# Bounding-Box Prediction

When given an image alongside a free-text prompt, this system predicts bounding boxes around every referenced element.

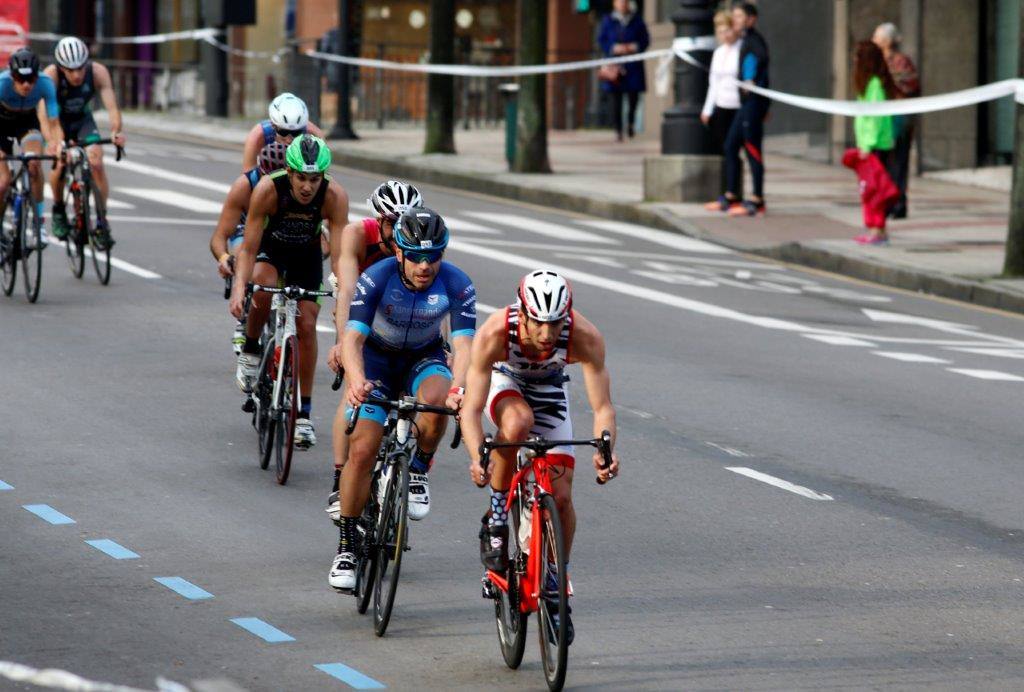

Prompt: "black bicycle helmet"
[8,49,39,80]
[394,207,449,252]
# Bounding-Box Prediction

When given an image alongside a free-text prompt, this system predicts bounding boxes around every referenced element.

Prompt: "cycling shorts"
[347,341,451,426]
[0,112,41,155]
[60,113,99,145]
[228,223,244,253]
[255,237,324,300]
[486,369,574,464]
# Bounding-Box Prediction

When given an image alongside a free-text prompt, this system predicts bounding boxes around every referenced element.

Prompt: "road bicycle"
[478,432,613,692]
[344,394,461,636]
[244,283,331,485]
[60,137,123,285]
[0,146,57,303]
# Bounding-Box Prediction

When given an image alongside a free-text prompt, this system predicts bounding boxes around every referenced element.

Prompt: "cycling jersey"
[347,257,476,352]
[57,63,99,142]
[359,217,391,271]
[495,303,573,384]
[259,119,306,147]
[255,169,328,298]
[0,70,57,154]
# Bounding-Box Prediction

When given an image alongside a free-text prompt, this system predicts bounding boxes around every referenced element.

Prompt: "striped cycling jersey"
[495,303,573,384]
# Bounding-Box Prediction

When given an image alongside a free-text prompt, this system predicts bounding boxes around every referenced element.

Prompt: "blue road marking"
[85,539,140,560]
[230,617,295,643]
[0,480,13,490]
[153,577,214,600]
[23,504,75,525]
[315,663,386,689]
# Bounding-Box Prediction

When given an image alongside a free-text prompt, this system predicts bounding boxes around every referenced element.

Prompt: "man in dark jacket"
[598,0,650,141]
[721,2,769,216]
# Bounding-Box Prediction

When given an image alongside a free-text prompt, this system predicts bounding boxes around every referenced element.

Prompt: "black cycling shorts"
[255,238,324,300]
[60,113,100,144]
[0,111,41,155]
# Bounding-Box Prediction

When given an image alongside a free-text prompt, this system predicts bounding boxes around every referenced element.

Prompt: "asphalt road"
[4,133,1024,691]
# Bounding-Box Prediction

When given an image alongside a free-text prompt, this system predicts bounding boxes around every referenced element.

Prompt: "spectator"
[852,40,898,245]
[873,22,919,219]
[723,1,770,217]
[702,9,743,212]
[598,0,650,142]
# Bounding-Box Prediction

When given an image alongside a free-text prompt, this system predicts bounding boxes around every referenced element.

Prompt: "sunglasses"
[403,249,443,264]
[12,73,36,84]
[274,127,303,138]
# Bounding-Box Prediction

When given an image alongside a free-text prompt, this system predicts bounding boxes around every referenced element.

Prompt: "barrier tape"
[20,27,219,45]
[200,35,288,62]
[0,661,188,692]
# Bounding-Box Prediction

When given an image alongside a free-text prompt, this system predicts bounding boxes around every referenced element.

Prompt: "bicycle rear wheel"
[494,489,528,669]
[20,197,41,303]
[0,194,16,296]
[274,335,298,485]
[373,457,409,637]
[64,187,84,278]
[86,181,110,285]
[536,493,569,692]
[254,337,276,470]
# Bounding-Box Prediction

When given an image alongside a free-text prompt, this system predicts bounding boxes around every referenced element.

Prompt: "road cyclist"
[240,92,324,172]
[228,134,349,450]
[330,206,476,591]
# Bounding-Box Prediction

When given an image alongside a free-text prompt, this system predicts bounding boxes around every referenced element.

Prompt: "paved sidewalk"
[111,110,1024,313]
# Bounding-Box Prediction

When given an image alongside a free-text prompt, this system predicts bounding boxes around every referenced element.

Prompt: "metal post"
[202,23,229,117]
[376,42,385,129]
[660,0,715,155]
[329,0,358,139]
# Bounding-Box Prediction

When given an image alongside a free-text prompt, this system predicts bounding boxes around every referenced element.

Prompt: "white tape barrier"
[0,660,188,692]
[200,35,288,62]
[21,27,218,45]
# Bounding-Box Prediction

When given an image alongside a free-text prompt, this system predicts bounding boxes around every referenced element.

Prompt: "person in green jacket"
[852,40,898,244]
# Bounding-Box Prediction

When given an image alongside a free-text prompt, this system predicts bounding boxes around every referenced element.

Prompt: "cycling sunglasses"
[11,72,36,84]
[274,127,303,138]
[403,248,444,264]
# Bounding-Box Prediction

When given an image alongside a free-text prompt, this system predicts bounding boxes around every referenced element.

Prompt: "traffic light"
[575,0,612,13]
[575,0,590,11]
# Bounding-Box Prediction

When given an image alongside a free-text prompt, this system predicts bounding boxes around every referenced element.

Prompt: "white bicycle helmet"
[267,92,309,131]
[518,270,572,322]
[368,180,423,221]
[54,36,89,70]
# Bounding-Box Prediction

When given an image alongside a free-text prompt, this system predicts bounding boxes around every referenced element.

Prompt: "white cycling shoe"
[294,418,316,449]
[235,352,260,393]
[329,551,356,590]
[408,473,431,521]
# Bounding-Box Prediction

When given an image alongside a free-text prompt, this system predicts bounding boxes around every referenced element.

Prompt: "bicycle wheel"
[254,337,276,470]
[355,494,379,615]
[536,493,569,692]
[373,456,409,637]
[85,181,110,285]
[274,335,298,485]
[20,196,41,303]
[0,194,16,296]
[494,488,528,669]
[64,187,84,278]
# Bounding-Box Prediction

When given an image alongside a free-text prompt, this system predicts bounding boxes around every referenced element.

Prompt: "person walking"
[873,22,919,219]
[852,40,898,245]
[702,9,743,212]
[598,0,650,142]
[722,1,769,217]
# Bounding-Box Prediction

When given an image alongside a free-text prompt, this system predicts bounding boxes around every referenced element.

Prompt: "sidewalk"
[114,110,1024,314]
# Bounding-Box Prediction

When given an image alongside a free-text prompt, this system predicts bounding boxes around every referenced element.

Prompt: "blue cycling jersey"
[260,119,306,147]
[0,71,58,120]
[347,258,476,351]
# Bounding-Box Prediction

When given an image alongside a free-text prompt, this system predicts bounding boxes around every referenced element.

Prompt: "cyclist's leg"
[485,372,534,490]
[86,141,108,212]
[20,132,43,207]
[407,352,453,468]
[245,261,277,341]
[523,379,576,557]
[295,298,320,402]
[0,146,11,206]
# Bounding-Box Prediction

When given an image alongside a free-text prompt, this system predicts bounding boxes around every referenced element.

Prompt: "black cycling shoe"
[544,599,574,646]
[479,515,509,572]
[92,220,115,251]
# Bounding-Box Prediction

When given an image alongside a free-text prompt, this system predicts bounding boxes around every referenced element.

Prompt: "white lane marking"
[569,254,626,268]
[346,202,499,234]
[726,467,834,501]
[863,308,977,332]
[118,188,223,214]
[946,368,1024,382]
[43,185,134,209]
[80,246,161,279]
[447,238,767,266]
[802,334,876,347]
[107,215,215,226]
[466,212,619,245]
[705,442,750,458]
[872,351,951,364]
[111,159,230,194]
[477,302,499,314]
[0,659,179,692]
[947,347,1024,359]
[316,324,333,334]
[579,218,732,254]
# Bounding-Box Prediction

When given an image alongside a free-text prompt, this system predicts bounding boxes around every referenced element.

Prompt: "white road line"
[947,347,1024,359]
[872,351,951,364]
[316,324,333,334]
[802,334,877,347]
[107,215,216,226]
[946,368,1024,382]
[111,159,230,194]
[42,185,134,209]
[567,254,626,268]
[118,188,223,214]
[467,212,619,245]
[578,218,732,254]
[80,247,162,279]
[726,467,834,501]
[346,202,499,234]
[705,442,750,458]
[477,302,498,314]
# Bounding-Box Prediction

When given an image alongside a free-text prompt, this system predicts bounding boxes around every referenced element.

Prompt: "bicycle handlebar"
[479,430,614,485]
[247,283,334,300]
[345,394,462,449]
[223,256,235,299]
[63,138,125,162]
[331,369,345,391]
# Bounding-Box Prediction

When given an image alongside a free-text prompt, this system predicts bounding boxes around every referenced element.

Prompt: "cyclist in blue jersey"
[240,93,324,172]
[0,49,62,249]
[329,207,476,590]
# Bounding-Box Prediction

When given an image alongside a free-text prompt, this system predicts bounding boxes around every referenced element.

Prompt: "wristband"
[218,252,231,264]
[448,386,464,397]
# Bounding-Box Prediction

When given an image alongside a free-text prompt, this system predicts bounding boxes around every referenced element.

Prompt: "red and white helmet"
[518,270,572,322]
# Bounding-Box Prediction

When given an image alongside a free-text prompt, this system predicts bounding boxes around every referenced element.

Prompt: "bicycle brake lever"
[450,421,462,450]
[331,369,344,391]
[596,430,614,485]
[345,403,362,435]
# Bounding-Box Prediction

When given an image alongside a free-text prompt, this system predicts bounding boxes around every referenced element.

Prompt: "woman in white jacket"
[702,10,743,212]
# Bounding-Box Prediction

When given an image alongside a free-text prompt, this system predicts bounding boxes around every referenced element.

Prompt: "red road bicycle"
[478,432,612,692]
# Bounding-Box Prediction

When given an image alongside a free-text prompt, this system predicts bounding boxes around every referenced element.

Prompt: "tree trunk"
[424,0,456,154]
[1003,5,1024,275]
[513,0,551,173]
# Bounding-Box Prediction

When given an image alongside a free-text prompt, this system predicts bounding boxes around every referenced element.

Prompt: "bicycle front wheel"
[494,489,528,669]
[373,458,409,637]
[274,335,298,485]
[355,498,379,615]
[536,493,569,692]
[20,198,41,303]
[86,181,110,285]
[0,194,16,296]
[64,187,84,278]
[254,337,276,470]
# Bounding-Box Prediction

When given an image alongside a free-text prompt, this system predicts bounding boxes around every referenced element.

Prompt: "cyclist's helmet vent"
[8,49,39,79]
[394,207,449,252]
[55,37,89,69]
[285,134,331,174]
[257,141,287,174]
[268,92,309,130]
[369,180,423,221]
[518,270,572,322]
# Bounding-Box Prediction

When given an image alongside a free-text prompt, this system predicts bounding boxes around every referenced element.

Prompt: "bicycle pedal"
[481,580,498,599]
[241,398,255,413]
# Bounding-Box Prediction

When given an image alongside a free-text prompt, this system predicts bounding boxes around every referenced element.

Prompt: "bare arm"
[307,121,325,138]
[571,312,619,482]
[331,222,363,337]
[461,312,507,472]
[210,175,250,270]
[93,63,122,140]
[241,124,263,171]
[340,327,370,408]
[228,177,273,316]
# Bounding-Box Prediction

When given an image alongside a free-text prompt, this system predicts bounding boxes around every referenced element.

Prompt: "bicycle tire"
[536,493,569,692]
[0,195,16,296]
[64,187,84,278]
[494,488,528,669]
[274,335,298,485]
[21,196,41,303]
[355,495,379,615]
[373,455,409,637]
[255,337,276,471]
[85,180,110,285]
